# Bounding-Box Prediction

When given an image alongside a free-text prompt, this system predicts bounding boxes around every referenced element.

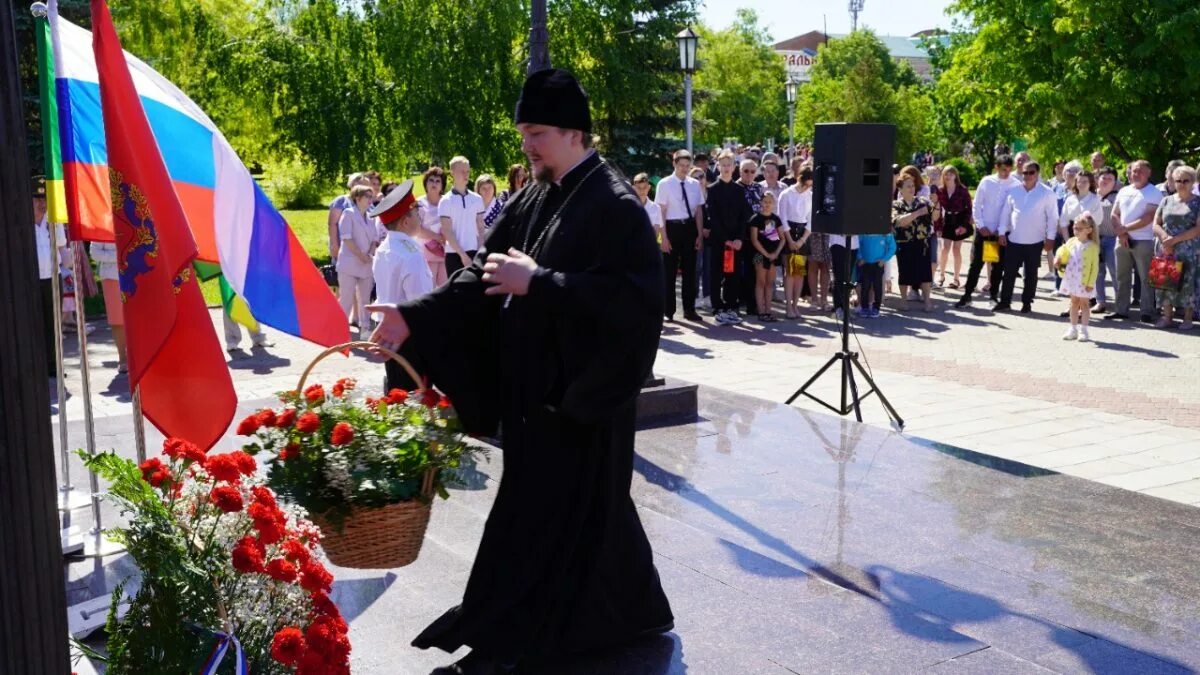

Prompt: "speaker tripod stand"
[785,251,904,429]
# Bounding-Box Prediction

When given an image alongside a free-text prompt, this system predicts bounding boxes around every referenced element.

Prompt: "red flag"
[91,0,235,450]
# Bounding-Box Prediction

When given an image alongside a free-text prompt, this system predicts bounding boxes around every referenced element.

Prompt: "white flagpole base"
[77,528,125,558]
[60,526,84,556]
[57,486,90,512]
[67,592,130,639]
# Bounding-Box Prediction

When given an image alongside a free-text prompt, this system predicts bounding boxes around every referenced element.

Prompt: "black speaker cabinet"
[812,123,896,236]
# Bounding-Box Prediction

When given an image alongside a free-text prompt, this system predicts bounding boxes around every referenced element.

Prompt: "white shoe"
[727,311,743,325]
[1061,327,1078,341]
[715,311,733,325]
[1077,330,1090,343]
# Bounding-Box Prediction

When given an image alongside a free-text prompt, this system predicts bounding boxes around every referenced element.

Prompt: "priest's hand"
[483,248,537,296]
[365,304,410,353]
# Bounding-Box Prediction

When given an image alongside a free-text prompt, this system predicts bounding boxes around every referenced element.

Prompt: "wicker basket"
[297,341,436,569]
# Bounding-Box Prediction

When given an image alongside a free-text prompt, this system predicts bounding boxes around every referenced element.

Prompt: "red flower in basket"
[139,458,172,488]
[296,412,321,434]
[270,626,306,667]
[332,378,357,398]
[330,422,354,446]
[299,559,334,593]
[237,414,261,436]
[304,384,326,405]
[205,454,243,483]
[279,442,301,461]
[421,388,440,409]
[386,388,408,404]
[277,408,297,428]
[256,409,278,428]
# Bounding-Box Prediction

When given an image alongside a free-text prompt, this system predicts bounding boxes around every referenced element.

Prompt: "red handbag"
[723,246,736,274]
[1148,253,1184,290]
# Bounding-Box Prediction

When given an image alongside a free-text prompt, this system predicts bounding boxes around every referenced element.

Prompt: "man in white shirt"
[956,155,1018,307]
[369,179,433,390]
[439,155,485,276]
[654,149,705,321]
[995,161,1057,313]
[32,177,67,377]
[1107,160,1162,322]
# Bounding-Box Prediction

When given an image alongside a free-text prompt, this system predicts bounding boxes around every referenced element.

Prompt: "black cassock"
[394,151,673,666]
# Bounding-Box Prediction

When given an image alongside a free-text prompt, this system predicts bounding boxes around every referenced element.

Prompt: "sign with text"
[778,48,817,82]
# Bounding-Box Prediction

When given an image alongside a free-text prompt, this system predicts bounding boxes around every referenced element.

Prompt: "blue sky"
[698,0,959,41]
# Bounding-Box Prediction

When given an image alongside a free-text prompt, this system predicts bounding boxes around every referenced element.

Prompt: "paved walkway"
[654,271,1200,507]
[53,270,1200,508]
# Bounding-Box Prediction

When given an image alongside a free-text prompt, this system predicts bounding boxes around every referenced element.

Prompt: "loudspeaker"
[812,123,896,236]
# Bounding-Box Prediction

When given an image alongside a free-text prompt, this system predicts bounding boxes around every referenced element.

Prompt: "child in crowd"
[749,191,786,322]
[1055,212,1100,342]
[857,229,897,318]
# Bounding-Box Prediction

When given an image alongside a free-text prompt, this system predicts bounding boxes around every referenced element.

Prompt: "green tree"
[548,0,699,174]
[944,0,1200,174]
[922,27,1014,171]
[691,9,787,147]
[793,31,935,161]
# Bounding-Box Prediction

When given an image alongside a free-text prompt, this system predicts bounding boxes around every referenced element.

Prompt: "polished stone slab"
[67,387,1200,674]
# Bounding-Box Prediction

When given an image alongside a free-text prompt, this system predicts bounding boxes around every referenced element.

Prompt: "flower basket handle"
[296,341,424,393]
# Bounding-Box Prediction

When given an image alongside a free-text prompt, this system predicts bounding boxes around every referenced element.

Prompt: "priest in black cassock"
[366,68,674,675]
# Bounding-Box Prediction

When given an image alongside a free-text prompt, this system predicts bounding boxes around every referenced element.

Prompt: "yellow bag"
[787,253,807,277]
[982,240,1000,263]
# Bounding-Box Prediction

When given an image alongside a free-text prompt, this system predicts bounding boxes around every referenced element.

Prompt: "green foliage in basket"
[239,379,484,531]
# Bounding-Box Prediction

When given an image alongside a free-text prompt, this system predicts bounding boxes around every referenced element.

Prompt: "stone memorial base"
[64,385,1200,674]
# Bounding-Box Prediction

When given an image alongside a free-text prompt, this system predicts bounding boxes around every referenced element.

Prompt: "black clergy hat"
[514,68,591,133]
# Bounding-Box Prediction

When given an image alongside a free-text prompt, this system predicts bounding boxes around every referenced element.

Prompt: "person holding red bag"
[704,151,752,325]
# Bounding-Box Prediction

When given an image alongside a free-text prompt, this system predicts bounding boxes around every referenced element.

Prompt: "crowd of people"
[325,161,529,334]
[642,144,1200,341]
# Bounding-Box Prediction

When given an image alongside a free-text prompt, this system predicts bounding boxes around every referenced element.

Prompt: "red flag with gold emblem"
[91,0,234,449]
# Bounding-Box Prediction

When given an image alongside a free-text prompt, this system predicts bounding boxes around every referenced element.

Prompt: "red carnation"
[278,442,301,461]
[421,388,439,408]
[305,615,350,661]
[365,397,380,412]
[162,438,206,463]
[249,501,287,544]
[257,409,278,428]
[330,422,354,446]
[236,414,261,436]
[232,451,257,475]
[251,486,279,509]
[266,557,298,583]
[386,388,408,404]
[304,384,325,404]
[139,457,165,483]
[282,539,312,565]
[231,536,266,574]
[296,412,321,434]
[210,485,244,513]
[437,395,451,409]
[310,591,340,618]
[299,559,333,593]
[270,626,306,667]
[204,454,242,483]
[277,409,297,428]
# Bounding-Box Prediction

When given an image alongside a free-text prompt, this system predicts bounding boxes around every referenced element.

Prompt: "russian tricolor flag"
[49,2,347,349]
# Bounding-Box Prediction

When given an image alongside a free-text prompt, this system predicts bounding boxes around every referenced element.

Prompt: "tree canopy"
[691,9,787,148]
[793,31,936,161]
[942,0,1200,174]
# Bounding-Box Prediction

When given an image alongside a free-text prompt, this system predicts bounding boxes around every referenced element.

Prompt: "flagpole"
[69,242,123,558]
[132,386,147,463]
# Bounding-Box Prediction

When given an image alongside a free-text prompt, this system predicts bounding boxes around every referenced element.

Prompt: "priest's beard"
[535,165,556,183]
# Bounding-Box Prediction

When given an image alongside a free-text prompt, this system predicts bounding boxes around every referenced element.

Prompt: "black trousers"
[706,243,739,312]
[1000,241,1044,307]
[738,248,757,315]
[445,250,478,277]
[41,279,55,374]
[662,219,698,317]
[961,235,1004,301]
[830,244,856,311]
[859,261,884,310]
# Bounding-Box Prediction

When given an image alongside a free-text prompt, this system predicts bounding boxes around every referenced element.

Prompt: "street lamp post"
[676,27,698,155]
[785,78,798,164]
